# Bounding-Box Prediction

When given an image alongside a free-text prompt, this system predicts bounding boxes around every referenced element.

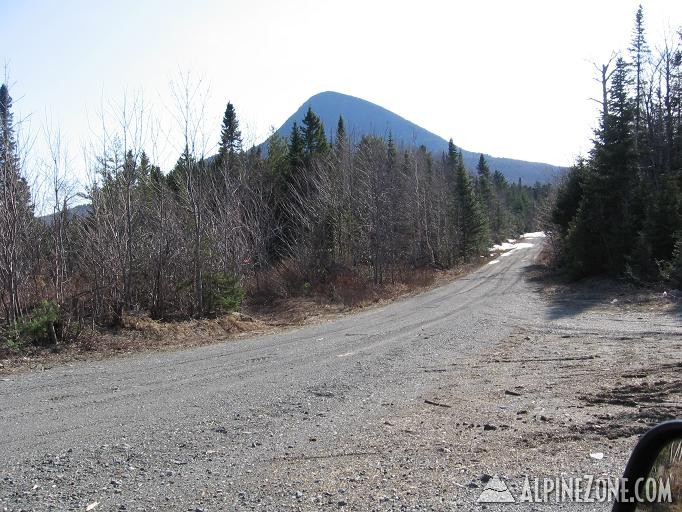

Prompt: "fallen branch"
[424,399,452,408]
[490,355,597,363]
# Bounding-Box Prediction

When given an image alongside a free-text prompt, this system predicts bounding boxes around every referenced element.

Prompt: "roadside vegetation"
[0,80,548,354]
[551,6,682,288]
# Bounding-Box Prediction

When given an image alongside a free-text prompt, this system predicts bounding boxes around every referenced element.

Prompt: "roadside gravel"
[1,240,680,511]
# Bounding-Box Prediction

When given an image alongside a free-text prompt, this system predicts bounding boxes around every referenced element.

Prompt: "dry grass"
[0,312,274,375]
[0,260,492,376]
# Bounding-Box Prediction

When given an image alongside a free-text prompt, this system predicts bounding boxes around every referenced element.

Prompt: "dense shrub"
[14,300,60,345]
[204,273,245,313]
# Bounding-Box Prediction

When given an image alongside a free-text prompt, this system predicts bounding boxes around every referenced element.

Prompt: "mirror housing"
[613,420,682,512]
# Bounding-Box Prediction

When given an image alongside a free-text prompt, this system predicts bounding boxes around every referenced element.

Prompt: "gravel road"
[1,238,680,511]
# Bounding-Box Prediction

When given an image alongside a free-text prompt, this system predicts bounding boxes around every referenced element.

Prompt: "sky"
[2,0,682,191]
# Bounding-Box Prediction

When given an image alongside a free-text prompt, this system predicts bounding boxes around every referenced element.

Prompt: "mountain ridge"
[272,91,563,184]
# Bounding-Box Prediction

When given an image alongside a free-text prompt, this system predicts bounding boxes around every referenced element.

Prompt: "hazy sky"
[2,0,682,182]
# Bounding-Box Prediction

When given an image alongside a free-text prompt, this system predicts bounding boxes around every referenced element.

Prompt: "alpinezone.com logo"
[477,475,673,504]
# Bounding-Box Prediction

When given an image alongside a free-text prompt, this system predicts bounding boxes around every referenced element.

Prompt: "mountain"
[272,91,563,184]
[39,203,90,225]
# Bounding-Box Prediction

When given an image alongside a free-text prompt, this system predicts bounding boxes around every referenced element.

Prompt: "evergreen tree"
[0,84,34,324]
[0,85,20,180]
[455,151,489,257]
[288,122,305,171]
[552,159,587,236]
[476,154,492,196]
[387,133,397,171]
[335,116,346,146]
[446,138,459,172]
[629,5,648,151]
[564,57,638,276]
[301,107,328,159]
[334,115,348,158]
[551,6,682,282]
[476,154,493,222]
[138,150,151,180]
[217,102,242,175]
[490,169,511,239]
[266,131,288,177]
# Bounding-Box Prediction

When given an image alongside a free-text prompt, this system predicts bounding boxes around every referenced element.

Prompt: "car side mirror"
[613,420,682,511]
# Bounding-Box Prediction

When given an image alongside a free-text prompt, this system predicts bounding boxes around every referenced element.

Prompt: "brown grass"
[0,259,492,376]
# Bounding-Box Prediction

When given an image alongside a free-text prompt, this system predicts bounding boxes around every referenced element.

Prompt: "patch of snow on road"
[490,242,516,252]
[488,232,543,261]
[499,241,535,257]
[513,242,535,250]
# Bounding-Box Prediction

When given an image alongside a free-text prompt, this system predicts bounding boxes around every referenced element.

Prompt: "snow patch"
[488,232,542,262]
[500,242,535,257]
[490,242,516,252]
[490,240,536,258]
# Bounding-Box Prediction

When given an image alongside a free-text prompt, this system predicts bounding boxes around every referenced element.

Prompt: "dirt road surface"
[1,238,680,511]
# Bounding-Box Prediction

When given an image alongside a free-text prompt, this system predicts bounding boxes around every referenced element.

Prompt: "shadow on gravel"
[522,264,682,320]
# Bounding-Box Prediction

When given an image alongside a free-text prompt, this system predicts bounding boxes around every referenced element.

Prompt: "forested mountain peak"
[273,91,563,184]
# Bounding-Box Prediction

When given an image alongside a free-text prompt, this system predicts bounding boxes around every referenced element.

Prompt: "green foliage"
[287,122,305,171]
[267,130,288,176]
[204,273,245,313]
[335,115,347,151]
[552,160,587,235]
[554,8,682,282]
[218,102,242,172]
[14,301,60,345]
[301,107,328,159]
[0,84,20,172]
[560,57,639,276]
[670,237,682,287]
[455,149,489,257]
[1,80,557,340]
[476,154,492,212]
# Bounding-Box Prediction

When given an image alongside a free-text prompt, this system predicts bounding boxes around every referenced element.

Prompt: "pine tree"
[288,122,305,171]
[0,84,34,325]
[266,131,288,177]
[490,169,510,239]
[564,57,638,276]
[335,116,346,147]
[629,5,648,152]
[334,115,348,157]
[272,121,310,259]
[552,159,587,236]
[301,107,328,159]
[217,102,242,175]
[0,85,20,180]
[138,150,151,180]
[446,138,458,172]
[455,151,489,257]
[476,154,493,214]
[385,133,408,269]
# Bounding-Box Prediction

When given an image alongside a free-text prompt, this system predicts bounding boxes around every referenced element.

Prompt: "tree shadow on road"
[522,264,682,321]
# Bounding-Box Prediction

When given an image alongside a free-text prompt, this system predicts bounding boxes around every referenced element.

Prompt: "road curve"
[0,240,547,510]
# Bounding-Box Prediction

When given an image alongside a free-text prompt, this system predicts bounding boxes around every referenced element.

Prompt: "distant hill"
[272,91,563,184]
[39,203,90,225]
